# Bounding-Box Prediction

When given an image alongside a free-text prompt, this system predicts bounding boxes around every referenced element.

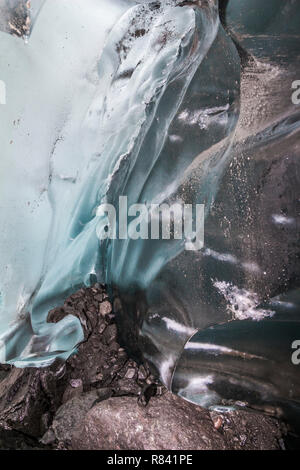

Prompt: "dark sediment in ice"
[0,0,31,37]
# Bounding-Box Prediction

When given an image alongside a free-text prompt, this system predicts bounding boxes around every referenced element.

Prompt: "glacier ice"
[0,0,46,38]
[0,0,299,420]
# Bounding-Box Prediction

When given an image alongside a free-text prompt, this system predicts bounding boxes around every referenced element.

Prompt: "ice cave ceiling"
[0,0,299,421]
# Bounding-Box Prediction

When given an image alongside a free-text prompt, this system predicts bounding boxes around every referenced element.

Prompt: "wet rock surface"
[0,285,291,450]
[71,392,282,451]
[41,391,99,449]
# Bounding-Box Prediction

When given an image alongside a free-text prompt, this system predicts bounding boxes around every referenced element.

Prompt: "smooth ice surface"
[0,0,131,364]
[0,0,299,420]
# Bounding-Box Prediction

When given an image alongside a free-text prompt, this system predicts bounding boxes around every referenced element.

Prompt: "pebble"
[137,365,148,381]
[70,379,83,389]
[125,368,136,379]
[99,300,112,316]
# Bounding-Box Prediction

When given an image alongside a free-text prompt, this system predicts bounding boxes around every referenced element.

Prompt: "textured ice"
[0,0,45,38]
[0,0,299,418]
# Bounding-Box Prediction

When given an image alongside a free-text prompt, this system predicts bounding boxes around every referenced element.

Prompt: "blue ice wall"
[0,0,299,419]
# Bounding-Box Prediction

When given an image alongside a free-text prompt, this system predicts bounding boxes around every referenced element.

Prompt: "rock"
[96,388,113,401]
[103,324,117,345]
[98,321,107,334]
[94,294,103,302]
[41,391,98,449]
[209,409,283,450]
[70,378,83,389]
[0,363,67,437]
[71,392,224,450]
[0,429,46,450]
[0,364,11,382]
[99,300,112,316]
[71,392,282,450]
[137,365,148,381]
[113,378,141,396]
[124,368,136,379]
[62,380,84,404]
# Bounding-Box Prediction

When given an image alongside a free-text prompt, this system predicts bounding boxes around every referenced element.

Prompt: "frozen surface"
[0,0,299,419]
[0,0,131,363]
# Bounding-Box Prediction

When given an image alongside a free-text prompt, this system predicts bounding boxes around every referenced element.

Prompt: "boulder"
[42,391,99,449]
[71,392,282,450]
